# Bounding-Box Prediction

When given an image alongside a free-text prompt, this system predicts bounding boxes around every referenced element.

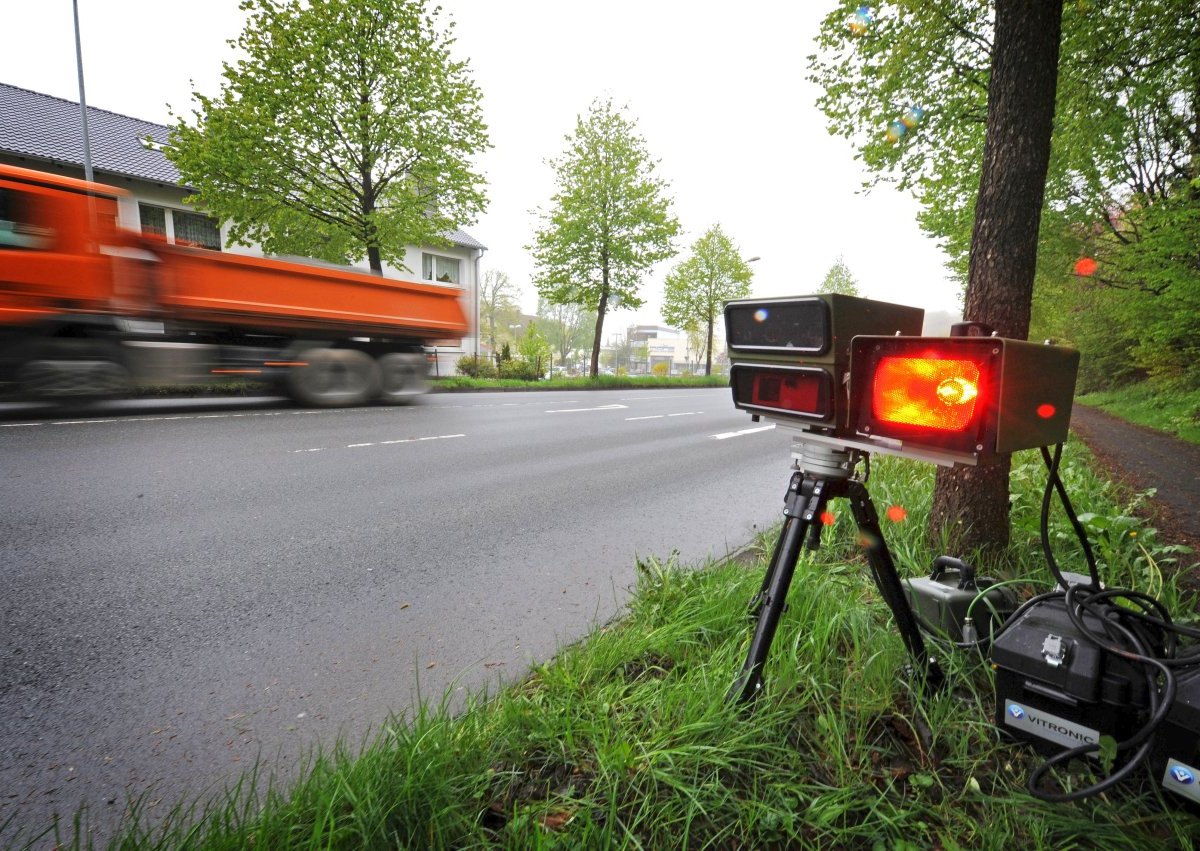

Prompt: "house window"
[139,203,167,237]
[422,253,460,284]
[172,210,221,250]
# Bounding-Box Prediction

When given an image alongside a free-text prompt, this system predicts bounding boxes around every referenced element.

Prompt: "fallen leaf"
[541,809,575,831]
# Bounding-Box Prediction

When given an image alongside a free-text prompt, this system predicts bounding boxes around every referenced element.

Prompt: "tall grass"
[14,442,1199,849]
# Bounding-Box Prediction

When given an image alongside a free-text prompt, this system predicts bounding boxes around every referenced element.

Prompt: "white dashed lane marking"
[294,433,466,453]
[545,404,628,414]
[626,411,704,421]
[711,424,776,440]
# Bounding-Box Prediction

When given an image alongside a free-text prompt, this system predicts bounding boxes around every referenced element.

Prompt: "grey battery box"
[903,556,1018,643]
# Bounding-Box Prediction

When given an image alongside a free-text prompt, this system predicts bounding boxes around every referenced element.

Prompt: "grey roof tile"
[0,81,178,183]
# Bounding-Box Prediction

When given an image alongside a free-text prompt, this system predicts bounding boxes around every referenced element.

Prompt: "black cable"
[1021,443,1195,801]
[1039,444,1102,589]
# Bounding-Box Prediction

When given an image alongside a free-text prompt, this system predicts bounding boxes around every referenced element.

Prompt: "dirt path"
[1070,404,1200,561]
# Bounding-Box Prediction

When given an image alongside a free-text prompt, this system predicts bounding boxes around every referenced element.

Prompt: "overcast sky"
[1,1,964,328]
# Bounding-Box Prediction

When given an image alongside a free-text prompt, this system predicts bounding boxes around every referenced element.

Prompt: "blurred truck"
[0,162,469,406]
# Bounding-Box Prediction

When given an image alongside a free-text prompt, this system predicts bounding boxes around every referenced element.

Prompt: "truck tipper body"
[0,162,469,406]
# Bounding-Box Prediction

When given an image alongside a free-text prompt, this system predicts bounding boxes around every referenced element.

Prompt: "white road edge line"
[712,424,776,440]
[626,415,664,421]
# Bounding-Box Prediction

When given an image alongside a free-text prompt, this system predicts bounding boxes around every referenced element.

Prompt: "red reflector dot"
[820,511,836,527]
[886,505,908,523]
[1037,403,1056,419]
[1074,257,1097,276]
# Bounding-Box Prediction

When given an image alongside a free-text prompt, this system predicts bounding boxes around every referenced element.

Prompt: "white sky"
[1,0,964,327]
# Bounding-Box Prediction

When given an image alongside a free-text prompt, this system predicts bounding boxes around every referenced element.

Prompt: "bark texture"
[929,0,1065,556]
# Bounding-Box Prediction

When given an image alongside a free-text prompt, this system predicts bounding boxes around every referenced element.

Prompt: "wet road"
[0,388,793,841]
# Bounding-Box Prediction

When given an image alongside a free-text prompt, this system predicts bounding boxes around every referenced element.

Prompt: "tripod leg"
[746,472,801,619]
[846,481,945,692]
[728,475,826,704]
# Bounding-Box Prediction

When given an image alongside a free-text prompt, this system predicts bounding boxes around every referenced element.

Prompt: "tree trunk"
[704,315,714,376]
[928,0,1064,557]
[590,290,608,378]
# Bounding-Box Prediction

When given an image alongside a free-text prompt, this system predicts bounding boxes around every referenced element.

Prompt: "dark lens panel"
[725,298,828,354]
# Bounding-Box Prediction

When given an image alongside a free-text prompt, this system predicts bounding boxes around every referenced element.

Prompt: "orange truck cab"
[0,163,469,406]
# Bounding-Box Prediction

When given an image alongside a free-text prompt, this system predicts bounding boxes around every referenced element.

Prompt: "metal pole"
[72,0,94,183]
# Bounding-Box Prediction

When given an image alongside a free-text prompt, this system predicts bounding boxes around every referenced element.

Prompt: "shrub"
[498,359,541,381]
[456,355,498,378]
[651,362,670,377]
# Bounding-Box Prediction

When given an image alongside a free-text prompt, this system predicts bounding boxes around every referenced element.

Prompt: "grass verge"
[15,443,1200,849]
[1076,382,1200,444]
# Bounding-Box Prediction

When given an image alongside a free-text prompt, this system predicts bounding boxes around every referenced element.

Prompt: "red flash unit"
[850,337,1079,460]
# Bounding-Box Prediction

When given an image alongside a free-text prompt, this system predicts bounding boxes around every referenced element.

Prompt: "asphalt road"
[0,388,794,841]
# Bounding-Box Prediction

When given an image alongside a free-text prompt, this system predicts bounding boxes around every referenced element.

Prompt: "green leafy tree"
[819,255,860,296]
[537,299,594,370]
[167,0,489,274]
[661,225,754,375]
[516,320,552,375]
[479,270,523,354]
[529,98,681,376]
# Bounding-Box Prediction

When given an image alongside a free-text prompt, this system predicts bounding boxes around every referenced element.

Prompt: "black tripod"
[729,438,945,704]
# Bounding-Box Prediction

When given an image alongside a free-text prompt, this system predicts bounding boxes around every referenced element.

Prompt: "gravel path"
[1070,404,1200,560]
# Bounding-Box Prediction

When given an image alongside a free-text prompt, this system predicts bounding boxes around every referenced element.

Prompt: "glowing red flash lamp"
[850,336,1079,460]
[872,355,983,433]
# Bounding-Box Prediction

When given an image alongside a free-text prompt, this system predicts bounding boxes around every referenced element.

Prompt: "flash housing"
[849,335,1079,460]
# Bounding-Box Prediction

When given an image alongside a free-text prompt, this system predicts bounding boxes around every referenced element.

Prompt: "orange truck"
[0,162,469,406]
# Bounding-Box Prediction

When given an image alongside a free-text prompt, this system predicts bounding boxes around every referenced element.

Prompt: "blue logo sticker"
[1171,766,1195,785]
[1008,704,1025,720]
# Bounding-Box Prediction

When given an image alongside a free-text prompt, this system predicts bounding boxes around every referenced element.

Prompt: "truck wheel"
[18,359,132,400]
[376,353,429,404]
[287,349,380,407]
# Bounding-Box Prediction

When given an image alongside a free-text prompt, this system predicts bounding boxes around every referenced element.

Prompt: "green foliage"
[454,354,497,379]
[167,0,489,272]
[529,98,681,374]
[662,224,753,376]
[515,320,551,370]
[818,255,860,296]
[497,359,540,381]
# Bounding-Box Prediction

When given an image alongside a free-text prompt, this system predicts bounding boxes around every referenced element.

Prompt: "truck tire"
[287,349,380,407]
[376,353,429,404]
[18,359,132,400]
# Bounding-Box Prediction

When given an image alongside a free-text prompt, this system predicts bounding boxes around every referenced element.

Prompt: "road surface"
[0,388,793,841]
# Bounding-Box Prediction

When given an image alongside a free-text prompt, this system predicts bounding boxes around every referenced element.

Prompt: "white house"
[0,82,485,370]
